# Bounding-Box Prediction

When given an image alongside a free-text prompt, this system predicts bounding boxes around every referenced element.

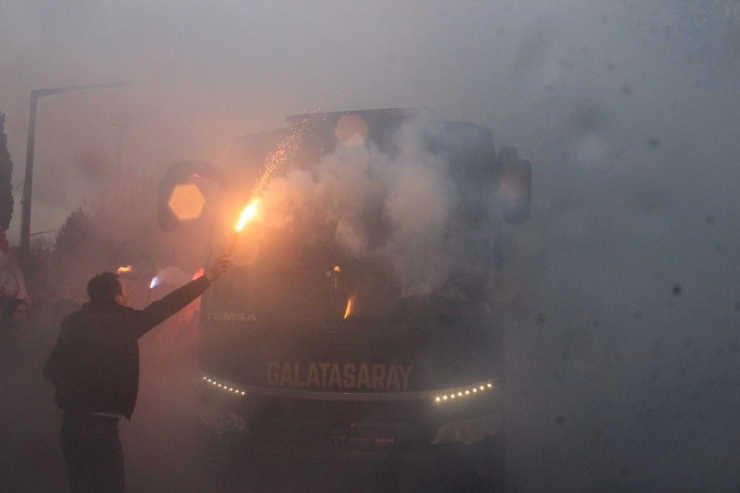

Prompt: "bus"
[157,108,531,491]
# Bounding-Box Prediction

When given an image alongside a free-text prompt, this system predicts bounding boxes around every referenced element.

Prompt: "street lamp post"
[19,80,128,266]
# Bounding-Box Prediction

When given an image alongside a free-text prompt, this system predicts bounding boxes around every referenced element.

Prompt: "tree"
[0,113,20,310]
[54,207,97,256]
[37,161,211,305]
[50,207,104,301]
[0,113,14,234]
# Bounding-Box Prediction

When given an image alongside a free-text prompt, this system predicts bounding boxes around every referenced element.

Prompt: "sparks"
[250,127,302,197]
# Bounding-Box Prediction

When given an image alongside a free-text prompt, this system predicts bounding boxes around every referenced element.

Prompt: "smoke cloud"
[259,116,460,291]
[3,1,740,491]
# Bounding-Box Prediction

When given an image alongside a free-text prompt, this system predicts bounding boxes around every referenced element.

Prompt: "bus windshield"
[214,113,499,328]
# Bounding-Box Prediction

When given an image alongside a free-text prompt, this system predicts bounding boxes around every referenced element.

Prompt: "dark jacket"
[44,276,211,420]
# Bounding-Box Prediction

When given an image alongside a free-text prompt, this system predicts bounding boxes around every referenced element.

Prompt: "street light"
[18,80,128,266]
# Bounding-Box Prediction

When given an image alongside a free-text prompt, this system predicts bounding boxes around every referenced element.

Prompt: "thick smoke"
[259,116,459,291]
[4,1,740,491]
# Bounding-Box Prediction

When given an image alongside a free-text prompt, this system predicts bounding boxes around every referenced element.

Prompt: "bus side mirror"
[156,161,225,232]
[498,146,532,224]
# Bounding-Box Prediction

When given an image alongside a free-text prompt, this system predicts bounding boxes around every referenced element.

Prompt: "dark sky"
[2,1,740,491]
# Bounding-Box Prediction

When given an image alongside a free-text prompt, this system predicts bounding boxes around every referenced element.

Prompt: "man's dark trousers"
[60,413,125,493]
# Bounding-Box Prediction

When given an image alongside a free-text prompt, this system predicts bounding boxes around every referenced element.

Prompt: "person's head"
[13,300,29,323]
[2,298,29,325]
[86,272,129,306]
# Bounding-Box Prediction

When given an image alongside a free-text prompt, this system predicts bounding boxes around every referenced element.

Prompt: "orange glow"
[117,265,132,273]
[343,296,354,319]
[334,265,341,273]
[235,198,260,231]
[169,183,205,220]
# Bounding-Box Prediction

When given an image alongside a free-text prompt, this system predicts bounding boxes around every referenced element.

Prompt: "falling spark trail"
[250,126,303,197]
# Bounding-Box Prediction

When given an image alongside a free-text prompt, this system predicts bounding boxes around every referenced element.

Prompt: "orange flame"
[117,265,132,273]
[343,296,354,319]
[225,198,261,256]
[235,198,260,231]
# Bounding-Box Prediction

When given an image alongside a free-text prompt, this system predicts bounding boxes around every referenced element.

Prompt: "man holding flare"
[44,253,232,493]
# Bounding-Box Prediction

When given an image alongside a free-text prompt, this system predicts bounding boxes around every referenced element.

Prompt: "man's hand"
[206,254,232,283]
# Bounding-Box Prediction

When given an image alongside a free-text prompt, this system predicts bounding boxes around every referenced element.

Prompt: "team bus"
[157,108,531,491]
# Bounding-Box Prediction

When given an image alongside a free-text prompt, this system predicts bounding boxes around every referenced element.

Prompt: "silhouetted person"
[1,297,29,329]
[1,298,29,342]
[44,255,231,493]
[0,298,30,366]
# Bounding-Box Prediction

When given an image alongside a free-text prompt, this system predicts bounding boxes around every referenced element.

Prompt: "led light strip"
[202,374,498,403]
[202,376,246,396]
[434,381,494,404]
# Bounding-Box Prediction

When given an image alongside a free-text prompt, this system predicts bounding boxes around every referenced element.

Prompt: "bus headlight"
[432,413,502,446]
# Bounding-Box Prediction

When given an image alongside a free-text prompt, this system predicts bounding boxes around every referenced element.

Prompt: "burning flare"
[343,296,354,319]
[117,265,132,273]
[235,198,261,232]
[226,198,261,255]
